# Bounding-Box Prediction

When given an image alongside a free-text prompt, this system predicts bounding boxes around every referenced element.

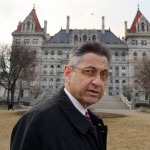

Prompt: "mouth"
[86,89,100,96]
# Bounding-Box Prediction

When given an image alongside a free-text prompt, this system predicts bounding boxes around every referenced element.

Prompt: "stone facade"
[11,6,150,105]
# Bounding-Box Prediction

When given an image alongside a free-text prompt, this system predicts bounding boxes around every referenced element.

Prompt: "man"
[11,42,110,150]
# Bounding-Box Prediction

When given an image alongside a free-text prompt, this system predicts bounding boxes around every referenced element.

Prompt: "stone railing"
[120,93,132,109]
[33,90,46,105]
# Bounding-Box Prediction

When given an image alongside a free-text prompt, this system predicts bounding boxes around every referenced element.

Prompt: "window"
[49,78,54,88]
[115,66,119,76]
[109,66,112,76]
[141,40,147,45]
[44,51,48,59]
[51,51,55,59]
[92,35,96,41]
[56,79,60,88]
[42,78,47,88]
[24,39,27,44]
[121,52,125,60]
[132,40,138,45]
[74,35,78,44]
[133,52,137,60]
[115,52,119,61]
[109,80,113,89]
[83,35,87,41]
[134,80,138,90]
[50,65,54,74]
[135,93,138,100]
[141,22,145,31]
[27,39,29,44]
[122,66,126,76]
[43,65,47,74]
[115,80,119,90]
[57,51,61,59]
[27,21,30,31]
[122,80,126,90]
[143,52,146,60]
[56,65,61,73]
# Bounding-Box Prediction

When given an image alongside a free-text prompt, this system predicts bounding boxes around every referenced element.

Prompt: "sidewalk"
[93,108,150,117]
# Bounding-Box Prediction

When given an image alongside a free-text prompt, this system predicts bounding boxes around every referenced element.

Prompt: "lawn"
[0,109,150,150]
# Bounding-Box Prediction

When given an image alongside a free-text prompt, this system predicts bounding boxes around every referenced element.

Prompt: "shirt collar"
[64,88,87,116]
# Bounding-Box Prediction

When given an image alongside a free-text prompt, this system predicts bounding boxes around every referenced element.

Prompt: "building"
[11,5,150,105]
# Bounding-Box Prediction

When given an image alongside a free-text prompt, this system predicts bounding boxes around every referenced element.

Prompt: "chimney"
[66,16,70,33]
[44,20,47,34]
[124,21,127,36]
[102,16,105,34]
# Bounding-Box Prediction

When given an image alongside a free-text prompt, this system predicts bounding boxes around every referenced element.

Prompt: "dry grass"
[0,109,150,150]
[0,111,20,150]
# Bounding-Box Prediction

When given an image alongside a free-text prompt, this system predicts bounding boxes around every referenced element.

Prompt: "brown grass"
[0,110,150,150]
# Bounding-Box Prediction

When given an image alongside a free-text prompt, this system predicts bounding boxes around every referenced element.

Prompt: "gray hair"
[68,42,111,66]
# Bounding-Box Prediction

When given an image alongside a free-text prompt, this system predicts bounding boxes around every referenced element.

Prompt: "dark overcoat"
[11,88,108,150]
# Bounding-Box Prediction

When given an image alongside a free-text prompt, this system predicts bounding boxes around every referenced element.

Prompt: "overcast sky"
[0,0,150,44]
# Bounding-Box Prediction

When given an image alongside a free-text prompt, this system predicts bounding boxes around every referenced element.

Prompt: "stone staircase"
[33,92,129,110]
[90,95,129,110]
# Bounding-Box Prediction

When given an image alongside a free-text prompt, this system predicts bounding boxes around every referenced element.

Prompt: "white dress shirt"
[64,88,87,116]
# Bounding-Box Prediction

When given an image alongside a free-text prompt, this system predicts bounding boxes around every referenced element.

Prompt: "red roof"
[129,10,142,33]
[16,7,42,32]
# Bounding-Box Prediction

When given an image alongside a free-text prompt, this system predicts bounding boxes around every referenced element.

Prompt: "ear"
[64,65,72,80]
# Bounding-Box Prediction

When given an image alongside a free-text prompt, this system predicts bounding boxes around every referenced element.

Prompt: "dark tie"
[85,111,93,126]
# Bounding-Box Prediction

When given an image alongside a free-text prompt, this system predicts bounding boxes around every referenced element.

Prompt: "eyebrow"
[84,66,108,71]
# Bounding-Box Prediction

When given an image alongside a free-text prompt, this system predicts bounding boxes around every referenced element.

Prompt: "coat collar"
[53,87,104,134]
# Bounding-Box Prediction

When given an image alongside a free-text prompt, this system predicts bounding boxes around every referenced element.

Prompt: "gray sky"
[0,0,150,44]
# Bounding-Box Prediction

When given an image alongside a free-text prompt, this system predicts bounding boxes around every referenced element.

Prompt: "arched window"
[50,65,54,74]
[122,66,126,76]
[57,51,61,59]
[49,78,53,88]
[92,35,96,41]
[83,35,87,41]
[133,52,137,60]
[56,79,60,88]
[115,52,119,60]
[122,52,125,60]
[27,21,30,31]
[51,51,55,59]
[43,65,47,74]
[56,65,61,73]
[44,51,48,59]
[122,80,126,90]
[143,52,146,60]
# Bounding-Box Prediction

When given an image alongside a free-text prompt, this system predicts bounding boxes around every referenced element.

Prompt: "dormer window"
[141,22,145,31]
[27,21,30,31]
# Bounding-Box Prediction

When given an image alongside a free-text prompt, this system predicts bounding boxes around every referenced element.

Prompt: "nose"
[91,76,102,86]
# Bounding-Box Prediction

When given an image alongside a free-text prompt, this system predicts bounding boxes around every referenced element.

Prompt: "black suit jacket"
[11,88,108,150]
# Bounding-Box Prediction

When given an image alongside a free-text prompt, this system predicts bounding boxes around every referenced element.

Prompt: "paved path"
[94,108,150,117]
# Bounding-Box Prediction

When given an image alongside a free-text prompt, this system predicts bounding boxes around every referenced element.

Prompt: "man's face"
[64,53,109,108]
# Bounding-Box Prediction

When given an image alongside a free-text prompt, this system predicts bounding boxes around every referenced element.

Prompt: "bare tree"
[136,59,150,107]
[0,44,36,109]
